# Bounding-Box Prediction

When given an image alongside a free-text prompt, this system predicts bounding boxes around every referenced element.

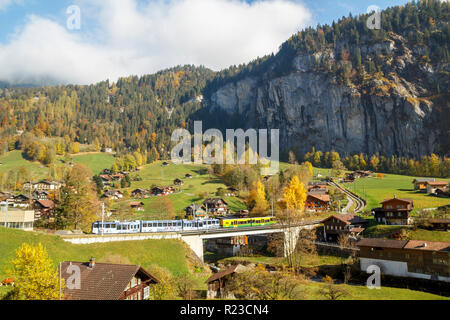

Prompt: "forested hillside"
[0,1,448,171]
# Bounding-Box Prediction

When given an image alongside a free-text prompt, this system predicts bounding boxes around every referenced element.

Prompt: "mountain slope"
[201,0,450,158]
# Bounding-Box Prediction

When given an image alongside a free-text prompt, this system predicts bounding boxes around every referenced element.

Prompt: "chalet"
[184,204,208,219]
[174,179,184,186]
[111,174,125,181]
[321,214,367,242]
[343,173,355,183]
[33,199,55,220]
[428,219,450,231]
[185,174,193,179]
[308,181,328,189]
[305,193,330,212]
[203,198,228,215]
[11,194,31,208]
[226,187,238,197]
[412,178,436,192]
[61,258,159,300]
[33,180,63,191]
[308,185,328,194]
[372,197,413,225]
[32,190,49,200]
[357,239,449,282]
[131,189,150,199]
[353,170,373,178]
[101,190,124,200]
[151,186,176,196]
[129,202,144,212]
[206,265,247,299]
[99,175,113,186]
[425,181,449,195]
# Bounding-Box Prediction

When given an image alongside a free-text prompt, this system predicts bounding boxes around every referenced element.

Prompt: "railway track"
[328,180,366,214]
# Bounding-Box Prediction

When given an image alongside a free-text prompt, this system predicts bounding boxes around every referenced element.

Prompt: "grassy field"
[343,173,450,212]
[0,151,49,179]
[0,227,190,281]
[70,153,116,175]
[212,254,347,267]
[301,281,448,300]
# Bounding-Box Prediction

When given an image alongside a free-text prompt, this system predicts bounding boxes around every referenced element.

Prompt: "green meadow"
[0,227,190,281]
[343,173,450,212]
[70,153,116,175]
[0,151,49,180]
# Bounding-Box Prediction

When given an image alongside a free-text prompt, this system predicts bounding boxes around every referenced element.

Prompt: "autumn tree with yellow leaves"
[281,176,307,212]
[247,180,269,216]
[8,243,63,300]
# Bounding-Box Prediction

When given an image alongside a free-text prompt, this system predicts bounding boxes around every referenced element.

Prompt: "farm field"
[343,173,450,212]
[70,152,116,175]
[0,151,49,180]
[0,227,190,282]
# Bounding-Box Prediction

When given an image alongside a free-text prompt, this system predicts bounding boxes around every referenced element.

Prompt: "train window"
[158,223,162,227]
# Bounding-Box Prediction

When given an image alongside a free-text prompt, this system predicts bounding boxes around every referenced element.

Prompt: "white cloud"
[0,0,312,85]
[0,0,22,11]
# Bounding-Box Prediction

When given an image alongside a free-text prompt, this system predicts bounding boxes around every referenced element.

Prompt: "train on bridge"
[91,216,277,234]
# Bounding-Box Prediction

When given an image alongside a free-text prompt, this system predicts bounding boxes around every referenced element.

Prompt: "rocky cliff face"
[206,33,448,158]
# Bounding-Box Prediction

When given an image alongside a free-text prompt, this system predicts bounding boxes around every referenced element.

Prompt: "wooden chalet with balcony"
[372,197,413,225]
[305,193,330,212]
[321,214,367,242]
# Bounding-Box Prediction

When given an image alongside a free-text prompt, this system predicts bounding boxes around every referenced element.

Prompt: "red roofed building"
[305,193,330,212]
[60,258,159,300]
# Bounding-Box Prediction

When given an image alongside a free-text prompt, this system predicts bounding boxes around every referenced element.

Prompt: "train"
[91,216,277,234]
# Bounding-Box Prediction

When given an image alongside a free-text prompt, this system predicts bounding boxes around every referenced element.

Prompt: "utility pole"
[338,200,341,214]
[101,202,105,236]
[59,262,62,301]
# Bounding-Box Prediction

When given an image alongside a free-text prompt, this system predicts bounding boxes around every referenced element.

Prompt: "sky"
[0,0,411,85]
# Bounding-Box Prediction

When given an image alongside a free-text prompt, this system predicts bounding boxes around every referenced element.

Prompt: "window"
[143,286,150,299]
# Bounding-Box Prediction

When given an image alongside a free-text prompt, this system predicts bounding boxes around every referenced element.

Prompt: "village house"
[305,193,330,212]
[372,197,414,225]
[174,178,184,186]
[343,173,355,183]
[33,199,56,220]
[203,198,228,216]
[129,201,145,212]
[226,187,238,197]
[23,180,63,192]
[32,190,49,200]
[61,258,159,300]
[434,188,450,198]
[353,170,373,178]
[131,189,150,199]
[425,181,449,195]
[357,238,449,282]
[11,194,31,208]
[206,265,247,299]
[321,214,367,242]
[99,175,113,187]
[0,204,34,231]
[184,204,208,219]
[412,178,436,192]
[185,173,193,179]
[101,190,124,200]
[151,186,176,196]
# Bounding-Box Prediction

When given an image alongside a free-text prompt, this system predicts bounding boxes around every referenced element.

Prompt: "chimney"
[393,194,396,199]
[89,257,95,268]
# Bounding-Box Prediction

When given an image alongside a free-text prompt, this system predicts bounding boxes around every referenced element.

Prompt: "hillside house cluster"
[358,239,449,283]
[23,180,64,192]
[412,178,449,196]
[344,170,373,183]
